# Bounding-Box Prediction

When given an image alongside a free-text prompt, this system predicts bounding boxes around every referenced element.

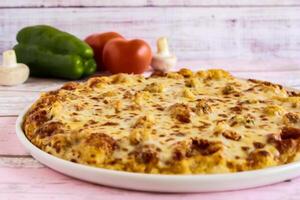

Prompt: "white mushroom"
[0,50,29,86]
[151,37,177,72]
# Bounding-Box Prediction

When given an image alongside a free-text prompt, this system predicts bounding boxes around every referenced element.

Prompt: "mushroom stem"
[157,37,170,56]
[2,50,17,68]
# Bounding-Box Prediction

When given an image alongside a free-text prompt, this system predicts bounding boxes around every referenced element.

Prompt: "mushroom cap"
[0,64,29,86]
[151,55,177,72]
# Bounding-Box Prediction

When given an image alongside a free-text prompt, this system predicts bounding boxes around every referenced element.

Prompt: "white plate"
[16,102,300,193]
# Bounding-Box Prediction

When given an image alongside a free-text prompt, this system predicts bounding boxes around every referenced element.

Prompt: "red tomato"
[103,38,152,74]
[85,32,123,71]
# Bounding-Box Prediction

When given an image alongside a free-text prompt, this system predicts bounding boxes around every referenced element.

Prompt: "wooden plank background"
[2,0,300,7]
[0,0,300,60]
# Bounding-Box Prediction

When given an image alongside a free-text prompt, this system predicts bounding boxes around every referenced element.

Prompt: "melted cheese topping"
[23,69,300,174]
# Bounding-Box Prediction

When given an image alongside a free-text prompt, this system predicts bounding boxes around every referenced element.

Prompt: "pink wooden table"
[1,60,300,200]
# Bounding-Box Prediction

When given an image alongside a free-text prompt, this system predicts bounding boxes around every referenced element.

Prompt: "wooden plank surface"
[1,7,300,60]
[1,0,300,7]
[0,77,66,92]
[0,117,28,156]
[0,91,40,116]
[0,62,300,198]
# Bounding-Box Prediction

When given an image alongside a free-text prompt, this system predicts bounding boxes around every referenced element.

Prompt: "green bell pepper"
[14,25,96,80]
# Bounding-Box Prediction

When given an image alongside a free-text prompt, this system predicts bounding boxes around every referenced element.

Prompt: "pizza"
[22,69,300,174]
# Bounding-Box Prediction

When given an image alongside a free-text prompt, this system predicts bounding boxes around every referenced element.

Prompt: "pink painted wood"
[0,117,28,155]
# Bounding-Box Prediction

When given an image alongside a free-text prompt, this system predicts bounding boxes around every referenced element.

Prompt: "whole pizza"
[23,69,300,174]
